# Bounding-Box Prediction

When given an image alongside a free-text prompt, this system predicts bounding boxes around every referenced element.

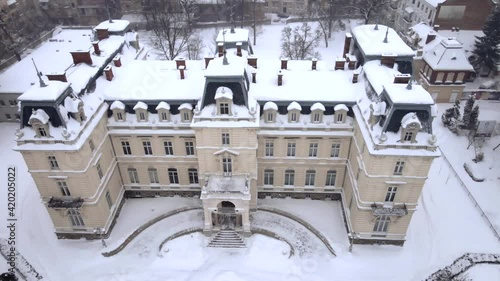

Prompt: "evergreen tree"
[472,4,500,74]
[468,105,480,131]
[462,95,475,128]
[453,99,461,120]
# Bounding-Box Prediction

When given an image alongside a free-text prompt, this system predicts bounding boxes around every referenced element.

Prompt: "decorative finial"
[31,59,47,88]
[106,1,113,23]
[222,30,229,65]
[374,23,379,30]
[406,78,413,90]
[383,26,389,43]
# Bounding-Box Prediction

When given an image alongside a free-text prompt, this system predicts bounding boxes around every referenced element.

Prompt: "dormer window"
[267,111,275,122]
[400,112,421,143]
[334,104,348,124]
[29,109,51,138]
[133,101,148,122]
[290,112,298,122]
[215,87,233,116]
[39,127,47,137]
[156,101,171,122]
[263,101,278,123]
[220,102,229,115]
[110,101,126,122]
[179,103,193,123]
[287,101,302,123]
[64,96,86,124]
[139,112,146,121]
[310,102,325,123]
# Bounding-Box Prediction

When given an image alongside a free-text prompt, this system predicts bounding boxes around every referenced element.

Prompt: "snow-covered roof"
[334,104,348,111]
[363,60,402,95]
[18,80,70,101]
[215,28,249,44]
[384,84,435,105]
[155,101,170,110]
[64,96,82,113]
[214,87,233,100]
[179,103,193,110]
[311,102,325,111]
[401,112,421,128]
[133,101,147,110]
[352,24,415,57]
[408,23,439,49]
[371,101,387,116]
[423,38,474,71]
[94,20,130,32]
[424,0,445,8]
[28,109,50,124]
[205,55,247,77]
[287,101,302,111]
[263,101,278,111]
[110,100,125,110]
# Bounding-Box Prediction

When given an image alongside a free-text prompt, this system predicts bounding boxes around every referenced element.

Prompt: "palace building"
[14,24,440,246]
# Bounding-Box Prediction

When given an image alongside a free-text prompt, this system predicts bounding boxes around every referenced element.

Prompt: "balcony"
[371,203,408,217]
[48,197,84,209]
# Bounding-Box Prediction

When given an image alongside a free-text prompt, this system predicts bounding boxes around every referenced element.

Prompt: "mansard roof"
[423,38,474,71]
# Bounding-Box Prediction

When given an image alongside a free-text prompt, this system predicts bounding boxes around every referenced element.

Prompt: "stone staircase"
[208,230,246,248]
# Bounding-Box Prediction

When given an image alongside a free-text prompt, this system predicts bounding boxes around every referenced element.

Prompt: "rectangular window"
[222,157,232,175]
[143,141,153,155]
[331,143,341,157]
[385,186,398,202]
[394,161,405,175]
[96,162,104,179]
[57,181,71,196]
[325,170,337,186]
[287,142,296,157]
[265,140,274,156]
[290,112,297,122]
[48,156,59,170]
[121,141,131,155]
[89,139,95,152]
[8,100,16,106]
[267,112,274,122]
[373,215,390,233]
[39,127,47,137]
[264,169,274,185]
[221,133,230,145]
[185,141,195,155]
[220,103,229,114]
[337,114,343,122]
[0,100,5,106]
[6,114,11,120]
[313,113,321,122]
[116,112,123,120]
[68,209,84,227]
[284,169,295,185]
[160,111,168,121]
[168,168,179,184]
[183,112,190,122]
[445,72,455,83]
[148,168,159,184]
[188,168,199,184]
[305,170,315,186]
[164,141,174,155]
[404,131,413,141]
[14,114,20,120]
[309,142,318,157]
[139,112,146,121]
[106,191,113,209]
[128,168,140,184]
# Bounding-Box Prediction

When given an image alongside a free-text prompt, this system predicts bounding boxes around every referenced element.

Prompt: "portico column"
[242,210,250,232]
[203,209,212,234]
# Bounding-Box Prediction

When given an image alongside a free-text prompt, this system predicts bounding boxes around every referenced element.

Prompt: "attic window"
[139,112,146,121]
[220,102,229,115]
[116,112,123,121]
[39,127,48,137]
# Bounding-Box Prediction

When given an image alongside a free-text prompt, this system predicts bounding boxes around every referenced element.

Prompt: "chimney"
[343,33,352,57]
[236,42,242,57]
[96,28,109,40]
[352,72,359,83]
[247,56,258,68]
[425,33,437,44]
[277,71,283,86]
[113,55,122,67]
[281,58,288,70]
[394,74,411,84]
[335,57,346,70]
[433,25,440,32]
[346,55,357,70]
[312,58,317,70]
[416,49,423,57]
[92,41,100,55]
[179,65,185,80]
[104,65,113,81]
[218,43,224,57]
[381,54,397,68]
[46,72,68,82]
[70,51,93,65]
[252,71,256,83]
[175,57,186,69]
[204,56,214,69]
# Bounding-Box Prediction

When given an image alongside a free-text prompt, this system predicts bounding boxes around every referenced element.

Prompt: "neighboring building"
[0,20,133,122]
[263,0,308,16]
[39,0,122,25]
[386,0,444,34]
[14,27,440,246]
[433,0,498,31]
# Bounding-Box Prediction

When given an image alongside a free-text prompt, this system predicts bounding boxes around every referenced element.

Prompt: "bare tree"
[143,0,193,60]
[280,23,322,60]
[185,33,205,60]
[349,0,390,24]
[179,0,199,31]
[250,0,263,46]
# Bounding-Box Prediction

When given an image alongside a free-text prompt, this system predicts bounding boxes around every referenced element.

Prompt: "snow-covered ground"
[1,21,500,280]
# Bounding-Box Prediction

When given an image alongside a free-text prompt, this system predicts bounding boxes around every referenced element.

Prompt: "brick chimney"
[104,65,113,81]
[46,72,67,82]
[281,58,288,70]
[204,56,214,69]
[175,57,186,69]
[312,58,317,70]
[179,65,185,80]
[425,33,437,44]
[433,25,440,32]
[252,71,256,83]
[91,41,100,55]
[352,72,359,83]
[236,42,242,57]
[248,56,258,68]
[70,51,93,65]
[113,55,122,67]
[381,54,397,69]
[343,33,352,57]
[335,57,346,70]
[218,43,224,57]
[394,74,411,84]
[277,71,283,86]
[96,28,109,40]
[346,55,357,70]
